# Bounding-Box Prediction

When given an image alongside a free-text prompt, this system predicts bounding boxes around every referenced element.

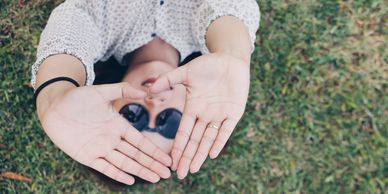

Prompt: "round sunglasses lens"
[119,104,149,130]
[156,109,182,139]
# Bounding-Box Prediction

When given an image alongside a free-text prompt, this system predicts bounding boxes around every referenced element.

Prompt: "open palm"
[39,83,172,185]
[150,53,250,179]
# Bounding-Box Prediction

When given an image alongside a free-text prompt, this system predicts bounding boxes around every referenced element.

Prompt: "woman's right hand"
[149,53,250,179]
[36,82,172,185]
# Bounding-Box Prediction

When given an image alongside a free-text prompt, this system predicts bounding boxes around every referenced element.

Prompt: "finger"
[119,118,172,166]
[171,113,196,170]
[190,123,220,173]
[105,150,160,183]
[209,119,239,159]
[90,158,135,185]
[116,140,171,179]
[95,82,147,101]
[176,120,207,179]
[149,65,188,93]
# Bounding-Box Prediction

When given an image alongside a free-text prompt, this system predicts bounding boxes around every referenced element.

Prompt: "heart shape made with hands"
[38,53,249,184]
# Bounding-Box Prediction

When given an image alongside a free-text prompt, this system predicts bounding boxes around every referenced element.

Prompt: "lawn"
[0,0,387,193]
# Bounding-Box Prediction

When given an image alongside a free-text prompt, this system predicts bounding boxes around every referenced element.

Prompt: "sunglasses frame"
[119,103,182,139]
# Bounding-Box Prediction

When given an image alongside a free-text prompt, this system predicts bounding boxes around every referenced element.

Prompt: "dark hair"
[93,51,202,85]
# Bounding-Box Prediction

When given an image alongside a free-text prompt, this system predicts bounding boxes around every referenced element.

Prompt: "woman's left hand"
[150,52,250,179]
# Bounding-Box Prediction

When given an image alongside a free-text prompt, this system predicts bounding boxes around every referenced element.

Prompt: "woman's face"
[113,60,186,154]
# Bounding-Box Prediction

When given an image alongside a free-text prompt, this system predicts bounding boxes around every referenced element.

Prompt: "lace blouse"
[31,0,260,88]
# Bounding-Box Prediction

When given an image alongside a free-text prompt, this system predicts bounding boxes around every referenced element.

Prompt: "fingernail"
[190,166,199,174]
[190,168,197,174]
[171,159,178,170]
[177,173,185,180]
[162,169,171,179]
[121,178,135,185]
[150,175,161,183]
[144,83,154,88]
[128,179,135,185]
[177,169,188,180]
[172,163,178,171]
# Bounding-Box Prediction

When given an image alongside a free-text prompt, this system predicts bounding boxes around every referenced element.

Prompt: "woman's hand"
[150,53,250,179]
[37,82,172,185]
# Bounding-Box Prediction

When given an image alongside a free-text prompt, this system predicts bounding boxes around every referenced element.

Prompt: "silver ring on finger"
[208,123,220,130]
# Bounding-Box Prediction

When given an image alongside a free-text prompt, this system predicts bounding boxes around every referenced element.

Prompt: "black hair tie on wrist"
[33,77,80,109]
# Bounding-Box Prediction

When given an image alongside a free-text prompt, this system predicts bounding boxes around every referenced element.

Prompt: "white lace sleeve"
[191,0,261,54]
[31,1,106,89]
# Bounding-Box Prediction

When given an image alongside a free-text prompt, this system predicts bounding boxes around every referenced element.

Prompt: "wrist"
[36,81,77,119]
[209,51,251,70]
[212,49,250,65]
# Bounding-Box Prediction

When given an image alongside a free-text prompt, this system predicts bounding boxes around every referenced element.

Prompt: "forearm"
[205,16,252,63]
[35,54,86,118]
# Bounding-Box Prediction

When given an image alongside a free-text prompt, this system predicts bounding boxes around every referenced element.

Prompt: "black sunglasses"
[119,103,182,139]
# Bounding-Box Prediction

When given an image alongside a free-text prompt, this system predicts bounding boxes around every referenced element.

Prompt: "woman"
[32,0,260,185]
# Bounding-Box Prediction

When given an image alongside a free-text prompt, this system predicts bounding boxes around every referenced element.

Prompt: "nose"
[143,83,173,106]
[143,91,171,128]
[143,93,165,107]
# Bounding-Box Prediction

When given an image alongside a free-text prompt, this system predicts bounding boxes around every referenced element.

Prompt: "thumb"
[94,82,146,101]
[150,65,188,94]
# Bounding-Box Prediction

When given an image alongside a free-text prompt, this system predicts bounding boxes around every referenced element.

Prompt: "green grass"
[1,0,387,193]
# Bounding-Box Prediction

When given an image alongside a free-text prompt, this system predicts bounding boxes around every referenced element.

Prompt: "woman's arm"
[31,1,108,89]
[35,54,85,119]
[205,15,252,63]
[191,0,260,60]
[32,1,104,117]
